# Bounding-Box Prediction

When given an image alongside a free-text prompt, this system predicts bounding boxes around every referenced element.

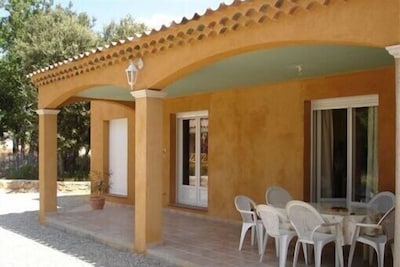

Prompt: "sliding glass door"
[311,95,378,206]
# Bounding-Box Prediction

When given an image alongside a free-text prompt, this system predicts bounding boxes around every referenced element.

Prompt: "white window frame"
[176,110,208,207]
[311,95,379,206]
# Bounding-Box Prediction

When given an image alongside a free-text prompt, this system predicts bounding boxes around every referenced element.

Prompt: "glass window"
[311,95,378,205]
[177,112,208,207]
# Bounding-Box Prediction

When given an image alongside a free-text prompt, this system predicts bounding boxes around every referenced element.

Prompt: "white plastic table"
[273,202,380,246]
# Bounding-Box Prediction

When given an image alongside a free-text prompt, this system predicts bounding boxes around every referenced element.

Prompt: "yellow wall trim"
[131,89,167,99]
[36,109,60,115]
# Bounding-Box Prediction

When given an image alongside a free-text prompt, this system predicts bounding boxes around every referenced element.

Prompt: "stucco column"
[131,89,166,253]
[386,44,400,267]
[36,109,59,224]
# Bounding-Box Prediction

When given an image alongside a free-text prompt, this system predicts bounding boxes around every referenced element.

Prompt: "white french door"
[176,111,208,207]
[311,95,379,206]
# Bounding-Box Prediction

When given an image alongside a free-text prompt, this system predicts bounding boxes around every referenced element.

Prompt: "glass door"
[311,95,379,206]
[313,109,347,203]
[177,111,208,207]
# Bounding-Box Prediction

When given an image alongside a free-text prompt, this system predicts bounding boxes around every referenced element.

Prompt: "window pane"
[320,109,347,199]
[200,118,208,188]
[331,109,347,198]
[352,107,378,202]
[181,119,196,186]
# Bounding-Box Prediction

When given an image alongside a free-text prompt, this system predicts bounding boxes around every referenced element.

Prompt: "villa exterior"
[30,0,400,262]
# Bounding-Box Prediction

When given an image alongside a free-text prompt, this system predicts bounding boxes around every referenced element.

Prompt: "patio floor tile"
[47,195,393,267]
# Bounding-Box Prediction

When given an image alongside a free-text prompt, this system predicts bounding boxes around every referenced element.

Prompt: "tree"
[101,14,147,43]
[12,3,98,175]
[13,4,98,72]
[0,0,98,177]
[0,0,51,52]
[0,0,148,178]
[0,0,51,153]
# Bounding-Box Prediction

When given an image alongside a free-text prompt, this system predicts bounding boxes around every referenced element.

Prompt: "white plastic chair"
[366,191,395,213]
[265,186,293,206]
[265,186,294,258]
[234,195,261,251]
[256,204,296,267]
[348,207,395,267]
[362,191,395,263]
[286,200,344,267]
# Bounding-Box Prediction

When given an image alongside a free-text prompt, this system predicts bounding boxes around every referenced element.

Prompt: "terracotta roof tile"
[29,0,342,86]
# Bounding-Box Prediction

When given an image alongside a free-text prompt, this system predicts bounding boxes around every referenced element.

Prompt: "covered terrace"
[29,0,400,265]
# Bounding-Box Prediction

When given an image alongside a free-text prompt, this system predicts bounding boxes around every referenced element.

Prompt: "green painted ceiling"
[77,85,133,101]
[77,45,394,101]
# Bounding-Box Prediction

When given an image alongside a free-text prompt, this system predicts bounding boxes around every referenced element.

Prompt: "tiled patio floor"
[47,195,392,267]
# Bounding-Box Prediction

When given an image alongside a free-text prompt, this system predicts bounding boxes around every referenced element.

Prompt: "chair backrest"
[378,207,395,241]
[286,200,325,241]
[266,186,293,206]
[257,204,280,237]
[234,195,257,223]
[367,191,395,214]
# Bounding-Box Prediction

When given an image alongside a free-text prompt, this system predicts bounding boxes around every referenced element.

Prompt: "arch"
[38,60,130,109]
[135,0,399,90]
[34,0,399,108]
[146,40,391,91]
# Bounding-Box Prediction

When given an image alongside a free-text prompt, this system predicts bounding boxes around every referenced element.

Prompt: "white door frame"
[176,111,208,207]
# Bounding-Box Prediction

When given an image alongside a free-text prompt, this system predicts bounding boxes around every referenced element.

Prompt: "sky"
[53,0,234,31]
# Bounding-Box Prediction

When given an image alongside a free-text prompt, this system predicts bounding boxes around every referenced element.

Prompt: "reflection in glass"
[181,119,196,186]
[313,106,378,204]
[181,118,208,188]
[352,107,378,202]
[200,118,208,188]
[319,109,347,199]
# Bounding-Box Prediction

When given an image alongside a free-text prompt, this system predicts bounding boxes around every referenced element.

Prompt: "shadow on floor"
[1,194,394,267]
[0,194,175,267]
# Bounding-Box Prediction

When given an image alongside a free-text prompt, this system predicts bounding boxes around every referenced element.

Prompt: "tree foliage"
[0,0,51,52]
[13,4,99,71]
[101,14,147,43]
[0,0,50,152]
[0,0,147,178]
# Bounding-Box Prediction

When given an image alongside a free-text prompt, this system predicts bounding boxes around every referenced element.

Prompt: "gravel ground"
[0,193,177,267]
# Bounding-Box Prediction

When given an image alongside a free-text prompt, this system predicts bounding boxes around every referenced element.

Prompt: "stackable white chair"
[362,191,395,263]
[265,186,293,206]
[234,195,261,251]
[265,186,293,257]
[366,191,395,213]
[286,200,344,267]
[348,207,395,267]
[257,204,296,266]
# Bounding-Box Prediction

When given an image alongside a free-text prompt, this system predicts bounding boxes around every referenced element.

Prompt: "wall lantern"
[125,58,144,89]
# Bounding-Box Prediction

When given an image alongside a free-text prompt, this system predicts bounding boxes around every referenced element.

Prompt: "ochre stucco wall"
[82,0,399,221]
[163,67,395,221]
[90,68,395,221]
[90,100,136,205]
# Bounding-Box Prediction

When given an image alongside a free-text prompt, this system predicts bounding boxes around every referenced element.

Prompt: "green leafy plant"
[6,164,38,180]
[90,170,111,195]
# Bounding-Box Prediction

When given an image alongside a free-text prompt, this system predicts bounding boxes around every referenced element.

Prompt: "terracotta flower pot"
[90,195,106,210]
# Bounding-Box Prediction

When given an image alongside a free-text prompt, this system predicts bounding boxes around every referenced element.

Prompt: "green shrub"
[58,170,89,181]
[6,164,38,180]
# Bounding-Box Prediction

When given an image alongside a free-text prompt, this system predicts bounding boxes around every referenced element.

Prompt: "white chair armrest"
[239,210,255,215]
[355,223,381,230]
[310,221,340,237]
[320,221,340,227]
[240,210,258,221]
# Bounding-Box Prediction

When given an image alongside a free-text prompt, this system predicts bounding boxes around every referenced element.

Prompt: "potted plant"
[89,170,110,210]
